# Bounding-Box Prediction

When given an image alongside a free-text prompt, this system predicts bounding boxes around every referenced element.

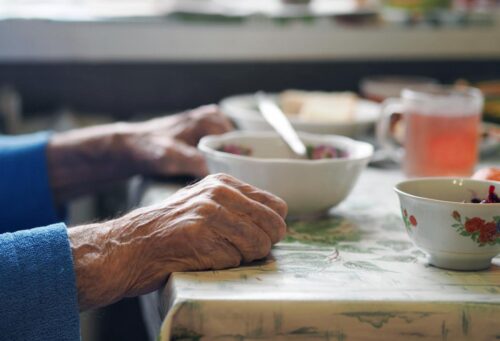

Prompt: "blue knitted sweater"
[0,133,80,340]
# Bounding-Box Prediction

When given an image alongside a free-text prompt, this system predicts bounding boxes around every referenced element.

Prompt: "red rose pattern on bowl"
[401,207,418,232]
[451,211,500,246]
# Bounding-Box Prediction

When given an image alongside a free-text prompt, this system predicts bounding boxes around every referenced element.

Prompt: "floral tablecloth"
[138,168,500,341]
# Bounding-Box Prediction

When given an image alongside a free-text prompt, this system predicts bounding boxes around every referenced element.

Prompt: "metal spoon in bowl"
[255,91,307,158]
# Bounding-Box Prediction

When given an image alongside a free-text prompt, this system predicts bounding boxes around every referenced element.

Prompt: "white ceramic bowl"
[220,93,380,137]
[395,178,500,271]
[198,131,373,217]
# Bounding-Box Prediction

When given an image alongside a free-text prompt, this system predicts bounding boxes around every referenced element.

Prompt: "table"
[138,167,500,341]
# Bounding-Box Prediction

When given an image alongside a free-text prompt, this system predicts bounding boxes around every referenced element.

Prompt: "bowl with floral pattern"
[394,178,500,271]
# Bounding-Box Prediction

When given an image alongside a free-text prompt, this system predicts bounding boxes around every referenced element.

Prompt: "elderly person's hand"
[69,174,288,310]
[47,105,232,203]
[127,104,232,178]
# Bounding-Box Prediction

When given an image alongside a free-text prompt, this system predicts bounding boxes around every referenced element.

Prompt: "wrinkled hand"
[138,104,233,146]
[128,104,233,177]
[48,105,233,202]
[69,174,287,311]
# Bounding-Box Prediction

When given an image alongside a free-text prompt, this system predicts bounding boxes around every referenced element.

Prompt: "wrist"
[118,124,148,174]
[47,122,139,202]
[108,122,143,173]
[119,124,163,176]
[69,205,182,311]
[50,121,135,164]
[68,220,134,311]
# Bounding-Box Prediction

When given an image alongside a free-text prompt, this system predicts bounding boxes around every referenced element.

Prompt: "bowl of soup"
[198,131,373,217]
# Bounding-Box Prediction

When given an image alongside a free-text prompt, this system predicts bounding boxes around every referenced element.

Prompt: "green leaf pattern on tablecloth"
[284,216,361,245]
[147,169,500,341]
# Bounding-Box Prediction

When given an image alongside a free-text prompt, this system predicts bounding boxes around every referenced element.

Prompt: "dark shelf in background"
[1,59,499,118]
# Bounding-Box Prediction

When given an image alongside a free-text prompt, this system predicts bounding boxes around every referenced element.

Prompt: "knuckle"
[239,183,256,194]
[192,107,219,125]
[193,198,219,216]
[206,173,225,182]
[207,183,232,199]
[161,141,176,154]
[199,104,219,116]
[247,188,287,217]
[211,173,234,183]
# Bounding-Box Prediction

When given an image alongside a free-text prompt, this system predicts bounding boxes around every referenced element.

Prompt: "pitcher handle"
[376,98,405,163]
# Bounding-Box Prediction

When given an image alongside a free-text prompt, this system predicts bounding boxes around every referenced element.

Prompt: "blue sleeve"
[0,223,80,340]
[0,132,63,232]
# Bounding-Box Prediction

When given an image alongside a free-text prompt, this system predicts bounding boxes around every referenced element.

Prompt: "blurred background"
[0,0,499,340]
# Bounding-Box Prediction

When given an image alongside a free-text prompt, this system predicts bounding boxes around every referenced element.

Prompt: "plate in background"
[167,0,377,19]
[220,93,381,137]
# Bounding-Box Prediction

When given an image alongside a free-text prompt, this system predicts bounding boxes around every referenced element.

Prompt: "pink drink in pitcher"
[378,86,483,177]
[404,112,480,177]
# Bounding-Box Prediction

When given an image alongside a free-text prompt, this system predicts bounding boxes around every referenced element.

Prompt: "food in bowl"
[306,145,348,160]
[470,185,499,204]
[217,144,252,156]
[395,178,500,271]
[218,142,348,160]
[280,90,358,123]
[199,131,373,216]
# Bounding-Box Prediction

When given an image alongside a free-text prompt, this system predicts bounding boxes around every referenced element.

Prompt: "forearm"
[68,221,128,311]
[68,206,181,311]
[47,123,137,204]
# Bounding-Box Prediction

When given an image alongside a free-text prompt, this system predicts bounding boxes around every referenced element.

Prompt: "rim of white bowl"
[219,93,380,126]
[394,177,500,206]
[198,131,374,164]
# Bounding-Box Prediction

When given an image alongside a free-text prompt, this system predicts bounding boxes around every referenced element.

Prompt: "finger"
[205,240,243,271]
[209,203,272,263]
[190,105,234,138]
[210,184,286,244]
[210,173,288,219]
[189,104,219,118]
[181,226,243,271]
[154,141,208,178]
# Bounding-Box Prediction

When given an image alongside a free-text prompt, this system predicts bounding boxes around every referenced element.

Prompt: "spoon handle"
[256,92,307,157]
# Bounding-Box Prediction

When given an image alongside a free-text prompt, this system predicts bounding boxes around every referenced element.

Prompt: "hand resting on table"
[68,173,288,311]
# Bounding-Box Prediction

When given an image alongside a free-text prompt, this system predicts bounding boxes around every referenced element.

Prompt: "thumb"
[163,141,209,178]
